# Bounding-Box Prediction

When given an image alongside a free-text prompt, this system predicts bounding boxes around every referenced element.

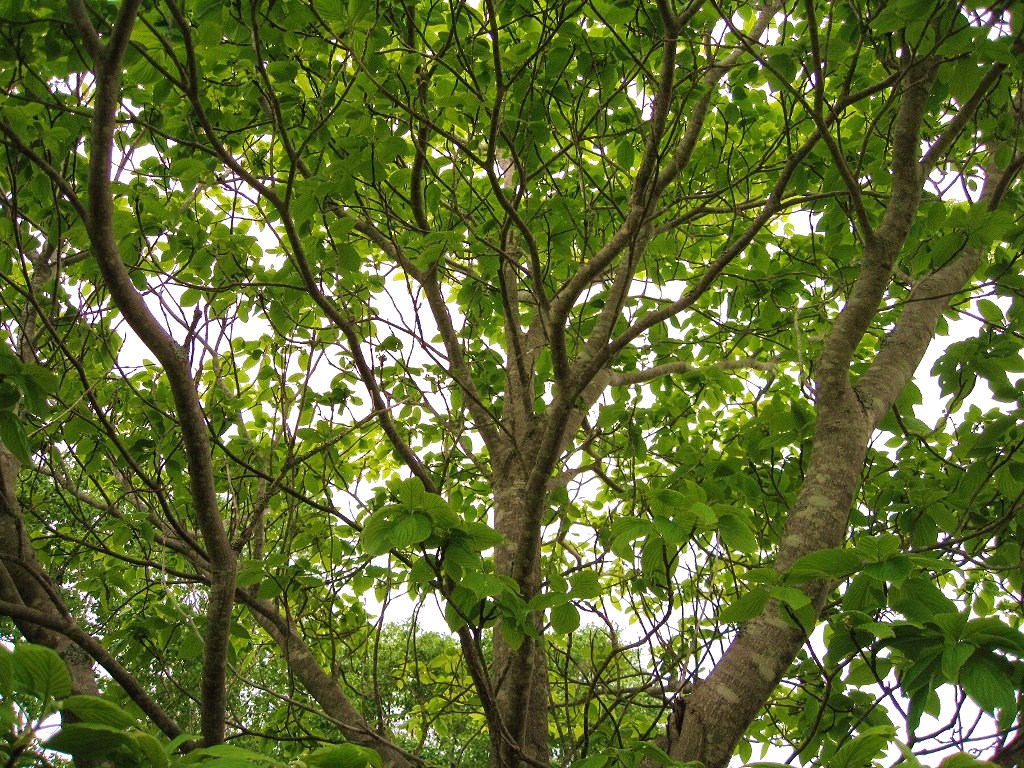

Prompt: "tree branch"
[69,0,237,744]
[239,592,417,768]
[609,356,779,386]
[815,56,938,397]
[857,153,1024,417]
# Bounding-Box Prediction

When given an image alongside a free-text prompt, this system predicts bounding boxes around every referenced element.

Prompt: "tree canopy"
[2,1,1024,767]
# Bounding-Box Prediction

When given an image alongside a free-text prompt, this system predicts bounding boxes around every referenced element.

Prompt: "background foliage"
[1,0,1024,767]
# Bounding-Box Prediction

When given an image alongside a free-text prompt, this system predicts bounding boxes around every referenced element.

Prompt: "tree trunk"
[490,453,550,768]
[670,389,872,768]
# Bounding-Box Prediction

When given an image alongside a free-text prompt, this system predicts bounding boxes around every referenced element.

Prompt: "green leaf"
[634,743,677,765]
[960,651,1017,713]
[266,60,299,83]
[855,533,902,562]
[499,620,526,651]
[0,380,20,410]
[61,695,138,729]
[550,601,581,634]
[45,722,138,760]
[977,299,1004,325]
[720,587,770,623]
[304,744,382,768]
[689,501,718,530]
[360,511,393,556]
[787,548,862,582]
[389,512,433,549]
[569,570,602,599]
[893,738,926,768]
[938,753,1002,768]
[461,520,504,549]
[862,555,913,585]
[962,617,1024,654]
[134,732,171,768]
[0,648,10,700]
[614,139,635,169]
[717,511,758,554]
[461,571,512,600]
[180,744,284,765]
[0,410,31,464]
[856,620,896,640]
[890,578,959,622]
[940,643,976,682]
[829,732,888,768]
[12,643,71,701]
[770,586,810,610]
[529,590,571,611]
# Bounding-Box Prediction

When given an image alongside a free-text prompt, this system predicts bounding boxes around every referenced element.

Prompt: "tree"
[1,0,1023,766]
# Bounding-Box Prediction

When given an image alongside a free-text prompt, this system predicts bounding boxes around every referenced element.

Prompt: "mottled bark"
[670,395,873,767]
[491,459,550,768]
[667,54,1020,768]
[992,728,1024,768]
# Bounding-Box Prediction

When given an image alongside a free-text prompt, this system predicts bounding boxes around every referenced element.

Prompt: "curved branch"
[669,50,1017,768]
[0,121,88,224]
[858,152,1024,416]
[68,0,237,745]
[815,56,938,397]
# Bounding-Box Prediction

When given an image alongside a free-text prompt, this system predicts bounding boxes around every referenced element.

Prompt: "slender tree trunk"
[666,54,1023,764]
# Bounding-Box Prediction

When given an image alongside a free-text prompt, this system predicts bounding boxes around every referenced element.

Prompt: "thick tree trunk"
[490,456,550,768]
[669,390,872,768]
